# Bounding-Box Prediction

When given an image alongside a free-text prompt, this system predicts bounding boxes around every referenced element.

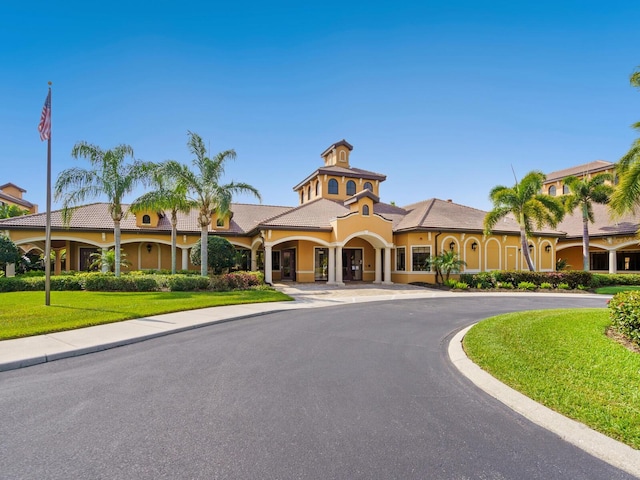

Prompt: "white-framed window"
[411,246,431,271]
[396,247,406,271]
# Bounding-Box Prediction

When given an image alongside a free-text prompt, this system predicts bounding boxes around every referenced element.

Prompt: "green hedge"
[609,291,640,345]
[459,271,593,289]
[167,275,210,291]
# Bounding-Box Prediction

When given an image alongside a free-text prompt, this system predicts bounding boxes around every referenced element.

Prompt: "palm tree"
[0,204,29,219]
[89,248,131,272]
[610,66,640,217]
[129,164,195,274]
[163,132,262,276]
[431,250,466,285]
[54,142,154,277]
[562,173,613,271]
[484,170,565,271]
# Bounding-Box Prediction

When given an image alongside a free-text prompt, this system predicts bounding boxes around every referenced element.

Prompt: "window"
[328,179,338,195]
[362,205,369,216]
[307,185,311,200]
[548,186,556,196]
[300,191,304,204]
[272,251,281,270]
[590,252,608,270]
[142,214,151,224]
[411,246,431,271]
[315,181,319,196]
[363,182,373,191]
[563,184,570,195]
[314,248,329,281]
[216,217,225,227]
[346,180,356,196]
[339,151,346,162]
[396,247,406,271]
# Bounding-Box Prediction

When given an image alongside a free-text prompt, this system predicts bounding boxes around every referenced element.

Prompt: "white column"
[101,248,108,273]
[181,248,189,271]
[609,249,617,274]
[251,247,258,271]
[374,248,382,284]
[335,246,344,285]
[265,245,273,284]
[328,247,336,284]
[383,247,392,284]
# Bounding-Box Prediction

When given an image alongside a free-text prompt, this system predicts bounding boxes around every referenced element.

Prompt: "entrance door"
[282,249,296,281]
[342,248,363,281]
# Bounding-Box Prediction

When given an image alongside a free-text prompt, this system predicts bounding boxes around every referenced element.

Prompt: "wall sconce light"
[528,244,534,252]
[146,244,152,253]
[471,242,477,251]
[449,241,456,251]
[545,245,551,253]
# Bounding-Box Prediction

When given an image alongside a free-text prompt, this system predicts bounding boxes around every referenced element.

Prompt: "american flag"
[38,90,51,141]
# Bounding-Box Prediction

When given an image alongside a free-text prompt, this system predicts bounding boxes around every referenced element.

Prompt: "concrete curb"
[448,324,640,478]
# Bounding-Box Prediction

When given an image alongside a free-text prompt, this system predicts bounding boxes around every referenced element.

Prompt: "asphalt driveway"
[1,295,633,479]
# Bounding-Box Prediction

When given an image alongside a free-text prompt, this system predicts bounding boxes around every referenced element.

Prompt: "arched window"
[307,185,311,200]
[300,191,304,203]
[315,181,319,196]
[363,182,373,191]
[328,179,339,195]
[142,214,151,224]
[339,151,346,162]
[346,180,356,196]
[548,186,556,196]
[362,205,370,216]
[563,184,570,194]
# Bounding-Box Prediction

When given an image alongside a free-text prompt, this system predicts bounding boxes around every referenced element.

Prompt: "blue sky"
[1,1,639,212]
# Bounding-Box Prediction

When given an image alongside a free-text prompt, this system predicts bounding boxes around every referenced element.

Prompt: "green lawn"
[595,285,640,295]
[463,309,640,449]
[0,290,292,340]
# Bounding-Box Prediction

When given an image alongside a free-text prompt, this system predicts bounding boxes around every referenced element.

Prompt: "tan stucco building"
[0,140,564,283]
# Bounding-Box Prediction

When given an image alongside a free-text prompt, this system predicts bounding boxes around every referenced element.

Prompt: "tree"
[0,204,29,219]
[0,235,20,271]
[89,248,131,273]
[190,235,237,274]
[431,250,466,285]
[610,66,640,218]
[484,171,565,271]
[562,173,613,271]
[129,164,194,274]
[54,142,154,277]
[164,132,261,276]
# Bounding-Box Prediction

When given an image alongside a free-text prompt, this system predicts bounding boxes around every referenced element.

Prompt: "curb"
[448,324,640,478]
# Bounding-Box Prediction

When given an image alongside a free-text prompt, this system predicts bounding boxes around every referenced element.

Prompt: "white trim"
[410,245,432,272]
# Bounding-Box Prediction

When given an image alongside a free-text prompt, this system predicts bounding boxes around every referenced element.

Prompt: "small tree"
[431,250,466,285]
[190,236,237,274]
[0,204,29,219]
[0,235,20,273]
[89,248,131,273]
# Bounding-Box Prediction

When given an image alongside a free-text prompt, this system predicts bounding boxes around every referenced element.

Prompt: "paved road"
[1,295,633,479]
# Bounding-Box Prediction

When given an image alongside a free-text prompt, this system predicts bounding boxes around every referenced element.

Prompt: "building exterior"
[0,140,563,283]
[0,183,37,214]
[547,161,640,274]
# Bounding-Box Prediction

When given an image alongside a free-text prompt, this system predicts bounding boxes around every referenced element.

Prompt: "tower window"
[362,205,370,216]
[364,182,373,191]
[548,186,556,196]
[328,179,339,195]
[346,180,356,196]
[142,214,151,224]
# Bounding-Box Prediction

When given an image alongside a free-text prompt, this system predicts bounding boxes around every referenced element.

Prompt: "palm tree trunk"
[114,219,121,277]
[171,214,177,275]
[582,206,590,271]
[200,225,208,277]
[520,227,535,271]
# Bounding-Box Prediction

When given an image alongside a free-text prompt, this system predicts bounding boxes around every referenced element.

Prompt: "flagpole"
[45,82,52,306]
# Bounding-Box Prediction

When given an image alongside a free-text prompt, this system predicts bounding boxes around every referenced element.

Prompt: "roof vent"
[447,199,452,203]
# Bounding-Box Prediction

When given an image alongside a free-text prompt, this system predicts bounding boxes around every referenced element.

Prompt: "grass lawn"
[0,289,292,340]
[595,285,640,295]
[463,309,640,449]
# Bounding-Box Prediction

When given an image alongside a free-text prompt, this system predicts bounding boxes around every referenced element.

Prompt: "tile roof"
[557,203,639,238]
[544,160,614,183]
[260,198,349,229]
[0,191,34,209]
[293,165,386,190]
[320,139,353,156]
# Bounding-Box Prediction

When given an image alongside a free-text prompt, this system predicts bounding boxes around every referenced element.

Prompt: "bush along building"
[0,140,563,284]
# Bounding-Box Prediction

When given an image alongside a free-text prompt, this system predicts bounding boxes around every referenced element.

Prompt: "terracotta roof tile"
[545,160,614,183]
[557,203,639,238]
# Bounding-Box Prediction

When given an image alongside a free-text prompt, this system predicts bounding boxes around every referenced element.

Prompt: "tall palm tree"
[562,173,613,271]
[129,164,195,274]
[54,142,154,277]
[164,132,262,276]
[484,170,565,271]
[610,66,640,217]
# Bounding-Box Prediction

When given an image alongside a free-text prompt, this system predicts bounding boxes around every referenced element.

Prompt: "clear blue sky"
[1,1,638,212]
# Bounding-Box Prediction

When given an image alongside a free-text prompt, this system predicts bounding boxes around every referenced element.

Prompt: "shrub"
[540,282,553,289]
[558,282,570,290]
[454,281,469,290]
[444,278,458,288]
[168,275,210,292]
[190,236,238,274]
[609,291,640,345]
[211,272,263,291]
[517,281,537,291]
